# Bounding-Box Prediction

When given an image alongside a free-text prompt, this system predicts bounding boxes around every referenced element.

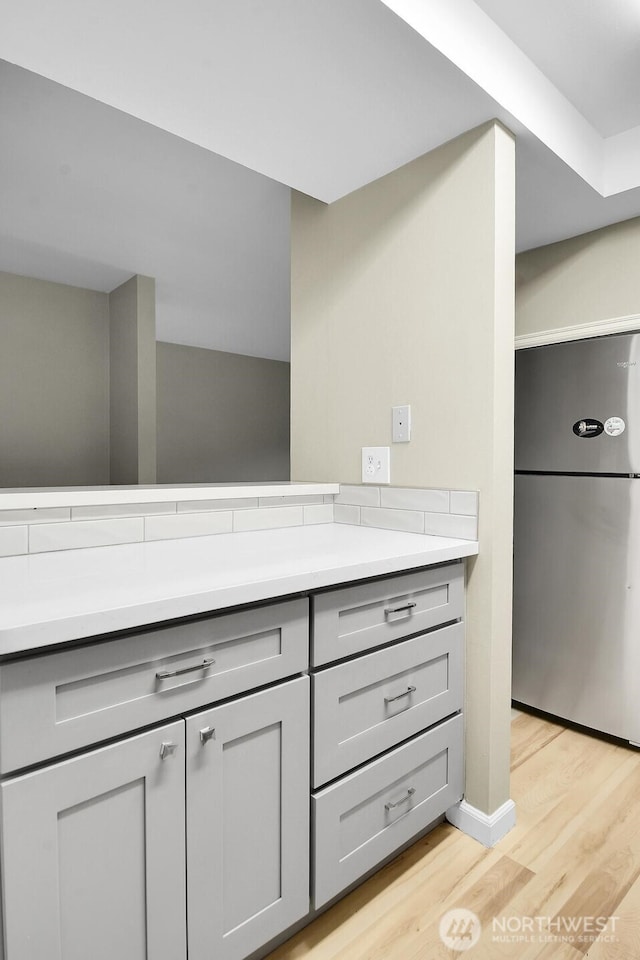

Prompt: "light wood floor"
[268,711,640,960]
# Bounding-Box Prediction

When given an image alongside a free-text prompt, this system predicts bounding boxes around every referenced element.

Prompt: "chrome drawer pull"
[384,602,416,617]
[385,787,416,811]
[384,685,416,704]
[159,741,178,760]
[199,726,216,745]
[156,657,215,680]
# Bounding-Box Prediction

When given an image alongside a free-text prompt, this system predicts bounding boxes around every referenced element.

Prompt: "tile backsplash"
[0,484,477,556]
[334,484,478,540]
[0,525,28,557]
[0,495,334,557]
[29,518,144,554]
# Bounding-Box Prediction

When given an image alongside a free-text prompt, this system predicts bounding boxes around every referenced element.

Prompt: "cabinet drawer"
[312,622,463,787]
[312,564,463,666]
[0,598,309,773]
[312,714,463,909]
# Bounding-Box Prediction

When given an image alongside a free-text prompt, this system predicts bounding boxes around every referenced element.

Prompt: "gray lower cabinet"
[312,565,464,666]
[312,622,463,787]
[312,714,463,908]
[0,721,187,960]
[0,598,309,774]
[0,678,309,960]
[186,677,310,960]
[310,562,465,909]
[0,565,465,960]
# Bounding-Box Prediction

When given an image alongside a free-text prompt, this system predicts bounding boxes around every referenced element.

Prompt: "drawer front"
[312,714,463,909]
[312,622,463,787]
[0,598,309,773]
[312,564,463,666]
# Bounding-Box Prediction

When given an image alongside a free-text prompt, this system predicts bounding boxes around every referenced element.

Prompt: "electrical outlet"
[361,446,391,484]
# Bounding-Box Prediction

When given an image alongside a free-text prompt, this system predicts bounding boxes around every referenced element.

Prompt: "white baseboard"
[515,313,640,350]
[445,798,516,847]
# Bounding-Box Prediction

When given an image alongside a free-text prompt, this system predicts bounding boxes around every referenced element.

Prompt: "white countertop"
[0,523,478,655]
[0,481,339,510]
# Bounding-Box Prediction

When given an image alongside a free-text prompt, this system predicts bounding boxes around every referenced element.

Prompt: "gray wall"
[0,271,290,488]
[156,342,290,483]
[0,271,110,486]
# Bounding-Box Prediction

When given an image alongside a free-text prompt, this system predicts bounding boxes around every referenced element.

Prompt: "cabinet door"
[0,722,186,960]
[186,676,310,960]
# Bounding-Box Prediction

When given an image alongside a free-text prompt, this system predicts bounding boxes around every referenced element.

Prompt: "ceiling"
[474,0,640,137]
[1,0,639,359]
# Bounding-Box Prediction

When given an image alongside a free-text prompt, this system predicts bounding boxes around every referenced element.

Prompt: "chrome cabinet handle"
[159,741,178,760]
[156,657,215,680]
[199,726,216,745]
[384,685,416,704]
[385,787,415,811]
[384,602,416,617]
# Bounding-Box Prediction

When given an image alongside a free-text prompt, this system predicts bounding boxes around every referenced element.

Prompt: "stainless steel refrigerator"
[513,332,640,743]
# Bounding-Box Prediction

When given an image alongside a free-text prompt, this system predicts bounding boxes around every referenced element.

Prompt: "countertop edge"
[0,529,478,656]
[0,481,340,510]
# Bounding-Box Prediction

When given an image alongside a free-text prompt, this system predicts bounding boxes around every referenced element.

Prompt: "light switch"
[392,405,411,442]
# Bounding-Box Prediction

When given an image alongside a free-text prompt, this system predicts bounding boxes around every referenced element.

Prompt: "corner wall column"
[290,122,515,822]
[109,274,157,483]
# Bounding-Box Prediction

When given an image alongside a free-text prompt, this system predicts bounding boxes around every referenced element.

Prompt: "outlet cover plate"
[362,447,391,484]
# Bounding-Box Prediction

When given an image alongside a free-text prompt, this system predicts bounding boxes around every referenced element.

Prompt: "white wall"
[291,122,515,814]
